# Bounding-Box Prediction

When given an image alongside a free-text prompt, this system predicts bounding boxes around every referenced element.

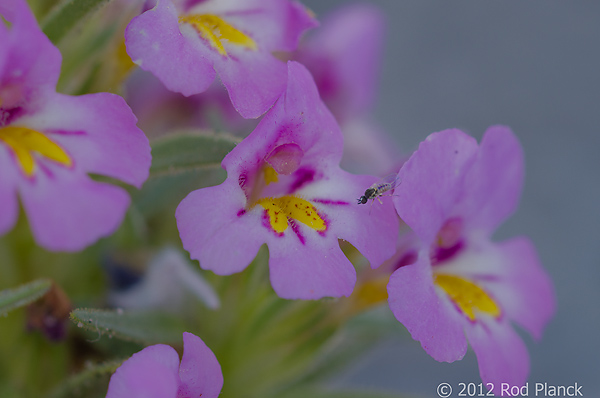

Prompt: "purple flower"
[294,4,400,176]
[0,0,151,251]
[295,3,384,124]
[388,127,555,389]
[125,0,317,119]
[124,69,254,139]
[176,61,398,300]
[106,332,223,398]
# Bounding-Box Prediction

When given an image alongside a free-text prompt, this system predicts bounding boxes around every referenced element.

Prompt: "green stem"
[41,0,113,44]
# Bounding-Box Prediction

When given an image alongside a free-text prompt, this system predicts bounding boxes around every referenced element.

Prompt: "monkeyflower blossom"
[125,0,317,119]
[294,3,399,175]
[0,0,151,251]
[106,332,223,398]
[176,62,398,300]
[388,127,555,390]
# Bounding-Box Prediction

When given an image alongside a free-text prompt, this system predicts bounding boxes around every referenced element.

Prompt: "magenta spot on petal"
[289,167,315,193]
[38,161,56,179]
[431,240,464,265]
[436,217,463,248]
[289,219,306,245]
[237,209,246,217]
[392,250,418,271]
[260,208,284,237]
[238,173,247,189]
[46,129,86,136]
[0,106,25,127]
[265,143,304,175]
[315,210,329,236]
[429,218,466,265]
[311,198,350,206]
[183,0,209,12]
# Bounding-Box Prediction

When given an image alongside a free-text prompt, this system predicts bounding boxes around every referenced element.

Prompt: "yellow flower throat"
[179,14,257,56]
[0,126,72,177]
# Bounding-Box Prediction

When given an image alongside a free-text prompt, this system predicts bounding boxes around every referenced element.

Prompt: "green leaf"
[149,130,239,176]
[133,167,227,217]
[47,360,121,398]
[0,279,52,315]
[70,308,186,344]
[133,131,239,216]
[41,0,113,44]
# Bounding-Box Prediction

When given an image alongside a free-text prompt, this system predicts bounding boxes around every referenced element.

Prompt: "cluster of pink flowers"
[0,0,555,396]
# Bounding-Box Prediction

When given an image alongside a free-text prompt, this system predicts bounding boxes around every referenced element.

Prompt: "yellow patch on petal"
[179,14,257,56]
[354,276,389,309]
[434,274,501,320]
[263,165,279,185]
[256,196,326,233]
[0,126,72,176]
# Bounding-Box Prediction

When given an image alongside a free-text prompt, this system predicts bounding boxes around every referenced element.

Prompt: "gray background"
[302,1,600,396]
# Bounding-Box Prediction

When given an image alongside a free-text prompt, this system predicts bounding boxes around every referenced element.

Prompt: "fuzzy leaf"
[47,360,121,398]
[133,131,238,216]
[149,130,239,176]
[0,279,52,315]
[41,0,113,43]
[70,308,185,344]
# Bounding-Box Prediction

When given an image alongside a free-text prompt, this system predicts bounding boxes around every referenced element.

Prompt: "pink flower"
[0,0,151,251]
[176,62,398,300]
[106,332,223,398]
[294,3,400,176]
[388,127,555,390]
[125,0,317,119]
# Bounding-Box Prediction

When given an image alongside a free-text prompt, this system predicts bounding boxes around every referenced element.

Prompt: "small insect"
[357,173,401,205]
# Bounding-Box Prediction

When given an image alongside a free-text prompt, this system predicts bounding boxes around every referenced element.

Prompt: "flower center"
[0,126,72,176]
[256,195,326,234]
[434,274,500,321]
[179,14,257,56]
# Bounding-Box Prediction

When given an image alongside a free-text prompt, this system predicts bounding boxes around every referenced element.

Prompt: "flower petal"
[317,169,398,269]
[0,147,19,235]
[215,49,287,119]
[0,0,61,97]
[125,0,216,97]
[431,236,555,340]
[18,168,131,251]
[177,332,223,398]
[197,0,317,52]
[459,126,525,234]
[465,319,530,390]
[176,179,267,275]
[222,61,344,176]
[340,118,402,176]
[106,344,180,398]
[394,129,478,244]
[387,254,468,362]
[17,92,150,188]
[490,237,556,340]
[268,232,356,299]
[296,3,384,122]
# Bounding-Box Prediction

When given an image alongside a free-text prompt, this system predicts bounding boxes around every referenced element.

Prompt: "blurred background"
[302,1,600,396]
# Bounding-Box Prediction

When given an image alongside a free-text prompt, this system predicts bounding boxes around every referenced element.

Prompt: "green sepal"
[46,360,122,398]
[70,308,186,344]
[0,279,52,315]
